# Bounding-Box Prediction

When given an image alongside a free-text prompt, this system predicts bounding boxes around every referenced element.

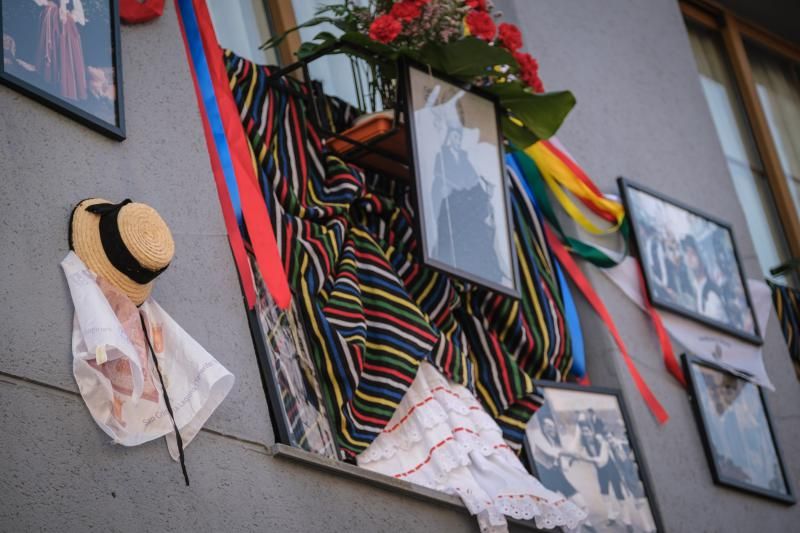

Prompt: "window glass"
[747,43,800,218]
[207,0,278,65]
[687,23,792,280]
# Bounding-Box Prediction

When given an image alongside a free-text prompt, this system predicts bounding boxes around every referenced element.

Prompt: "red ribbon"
[635,262,687,387]
[185,0,292,309]
[545,225,669,424]
[120,0,165,24]
[175,8,256,308]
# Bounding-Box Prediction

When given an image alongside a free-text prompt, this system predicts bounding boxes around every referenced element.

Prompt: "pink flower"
[466,10,495,41]
[390,1,422,22]
[369,14,403,44]
[498,23,523,52]
[514,51,545,93]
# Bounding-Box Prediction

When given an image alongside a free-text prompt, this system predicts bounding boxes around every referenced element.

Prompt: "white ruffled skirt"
[357,362,585,532]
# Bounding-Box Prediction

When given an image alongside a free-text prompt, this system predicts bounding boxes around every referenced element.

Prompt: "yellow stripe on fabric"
[417,274,439,304]
[361,285,424,315]
[364,341,420,367]
[525,142,623,235]
[475,378,500,418]
[496,414,527,431]
[517,235,550,361]
[355,389,399,409]
[242,67,258,122]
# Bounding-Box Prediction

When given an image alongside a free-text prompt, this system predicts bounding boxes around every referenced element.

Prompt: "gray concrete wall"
[1,1,798,532]
[499,0,800,531]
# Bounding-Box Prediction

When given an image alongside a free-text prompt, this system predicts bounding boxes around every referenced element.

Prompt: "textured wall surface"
[1,1,798,532]
[498,0,800,531]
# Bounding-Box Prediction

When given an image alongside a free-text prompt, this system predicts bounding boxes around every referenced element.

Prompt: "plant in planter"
[262,0,575,149]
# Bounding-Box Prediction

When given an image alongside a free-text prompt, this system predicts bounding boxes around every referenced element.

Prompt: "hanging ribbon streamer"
[176,0,292,309]
[545,224,669,424]
[120,0,165,24]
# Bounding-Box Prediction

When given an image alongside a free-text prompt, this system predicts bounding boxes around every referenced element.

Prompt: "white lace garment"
[357,362,586,532]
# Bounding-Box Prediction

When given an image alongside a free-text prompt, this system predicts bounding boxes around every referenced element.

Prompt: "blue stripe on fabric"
[176,0,243,225]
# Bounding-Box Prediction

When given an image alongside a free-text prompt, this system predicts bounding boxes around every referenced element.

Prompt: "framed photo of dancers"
[524,382,662,532]
[0,0,125,140]
[618,178,761,345]
[402,60,520,298]
[682,354,795,504]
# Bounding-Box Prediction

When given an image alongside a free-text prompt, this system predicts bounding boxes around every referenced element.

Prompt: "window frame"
[681,0,800,266]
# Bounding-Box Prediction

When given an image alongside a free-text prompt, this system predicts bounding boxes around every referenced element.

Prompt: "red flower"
[390,1,421,22]
[369,14,402,44]
[514,51,545,93]
[498,23,523,52]
[466,0,487,10]
[466,10,496,41]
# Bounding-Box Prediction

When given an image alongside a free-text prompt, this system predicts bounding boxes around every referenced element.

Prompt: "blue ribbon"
[506,154,586,378]
[176,0,243,225]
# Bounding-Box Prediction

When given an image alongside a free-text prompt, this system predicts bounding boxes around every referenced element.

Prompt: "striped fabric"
[768,281,800,378]
[223,50,573,456]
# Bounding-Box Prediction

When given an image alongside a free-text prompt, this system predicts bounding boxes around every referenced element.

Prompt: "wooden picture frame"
[0,0,125,140]
[524,381,663,532]
[401,58,520,298]
[618,177,762,344]
[682,354,795,504]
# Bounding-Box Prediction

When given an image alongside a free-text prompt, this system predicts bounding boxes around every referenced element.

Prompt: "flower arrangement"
[263,0,575,149]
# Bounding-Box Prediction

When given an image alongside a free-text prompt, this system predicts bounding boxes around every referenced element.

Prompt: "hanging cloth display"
[120,0,165,24]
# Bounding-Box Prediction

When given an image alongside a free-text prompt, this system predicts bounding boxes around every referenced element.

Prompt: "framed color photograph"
[682,354,795,503]
[403,60,519,297]
[1,0,125,139]
[618,178,761,344]
[524,382,661,533]
[247,255,341,461]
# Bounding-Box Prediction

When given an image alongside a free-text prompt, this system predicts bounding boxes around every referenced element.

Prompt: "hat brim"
[70,198,154,305]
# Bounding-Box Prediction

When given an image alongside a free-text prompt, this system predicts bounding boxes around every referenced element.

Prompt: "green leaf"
[417,38,515,78]
[260,16,335,51]
[500,115,539,151]
[487,82,576,140]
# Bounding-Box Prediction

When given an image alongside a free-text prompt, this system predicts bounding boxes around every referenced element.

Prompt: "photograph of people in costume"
[685,356,791,500]
[408,64,516,294]
[1,0,118,125]
[526,386,658,533]
[622,181,758,341]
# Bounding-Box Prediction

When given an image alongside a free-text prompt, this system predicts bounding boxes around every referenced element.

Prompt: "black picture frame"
[245,254,342,461]
[400,58,520,298]
[682,353,795,504]
[618,177,762,345]
[0,0,126,140]
[524,381,663,533]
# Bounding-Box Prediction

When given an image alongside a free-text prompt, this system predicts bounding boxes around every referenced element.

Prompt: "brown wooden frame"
[680,0,800,262]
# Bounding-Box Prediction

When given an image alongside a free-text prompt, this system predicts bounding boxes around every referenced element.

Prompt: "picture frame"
[401,58,520,298]
[246,254,342,461]
[524,381,663,533]
[618,177,761,345]
[1,0,125,140]
[682,353,795,504]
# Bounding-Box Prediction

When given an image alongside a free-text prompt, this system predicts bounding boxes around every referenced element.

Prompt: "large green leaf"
[417,38,515,78]
[500,115,539,151]
[487,82,576,140]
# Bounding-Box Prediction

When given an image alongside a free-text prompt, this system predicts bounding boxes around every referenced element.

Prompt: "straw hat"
[69,198,175,305]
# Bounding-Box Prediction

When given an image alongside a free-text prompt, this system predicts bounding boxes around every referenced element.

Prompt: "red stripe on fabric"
[366,309,437,342]
[174,1,255,308]
[544,225,669,424]
[191,0,291,309]
[362,361,416,385]
[635,262,687,386]
[349,407,388,427]
[394,436,456,478]
[490,333,516,402]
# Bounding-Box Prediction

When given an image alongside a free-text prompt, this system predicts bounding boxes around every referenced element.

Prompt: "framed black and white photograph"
[524,382,661,533]
[618,178,761,344]
[403,60,519,297]
[682,354,794,504]
[1,0,125,139]
[247,255,341,461]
